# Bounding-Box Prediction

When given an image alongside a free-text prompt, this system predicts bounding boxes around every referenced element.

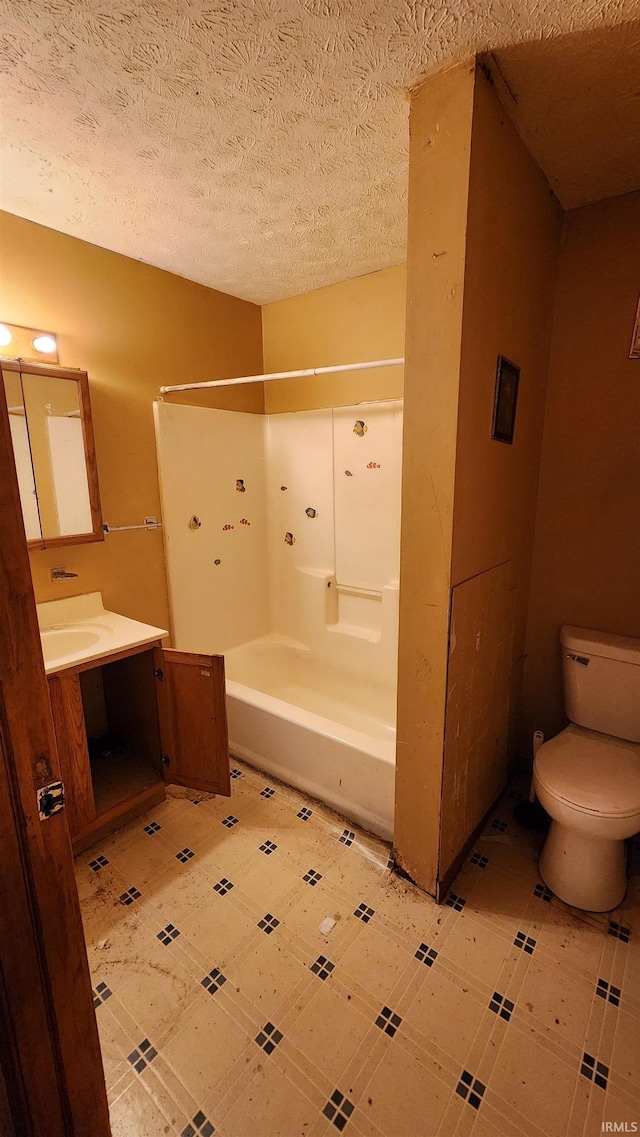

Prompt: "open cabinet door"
[154,648,231,796]
[0,376,110,1135]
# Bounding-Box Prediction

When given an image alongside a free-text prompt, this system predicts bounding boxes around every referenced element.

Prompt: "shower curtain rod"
[159,356,404,394]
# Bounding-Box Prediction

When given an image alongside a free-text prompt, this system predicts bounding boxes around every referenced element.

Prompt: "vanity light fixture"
[32,334,58,355]
[0,321,59,363]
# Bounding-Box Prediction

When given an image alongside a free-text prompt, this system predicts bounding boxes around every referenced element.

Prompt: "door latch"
[37,781,65,820]
[154,667,164,680]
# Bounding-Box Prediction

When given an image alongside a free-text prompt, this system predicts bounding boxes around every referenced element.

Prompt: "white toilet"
[534,625,640,912]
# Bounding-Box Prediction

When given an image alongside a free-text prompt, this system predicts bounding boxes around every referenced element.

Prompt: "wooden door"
[48,672,96,838]
[0,377,111,1135]
[154,648,231,796]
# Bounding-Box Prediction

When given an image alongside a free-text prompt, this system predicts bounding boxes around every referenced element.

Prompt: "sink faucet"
[51,567,79,581]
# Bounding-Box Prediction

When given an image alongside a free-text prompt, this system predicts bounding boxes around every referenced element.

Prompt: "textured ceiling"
[491,20,640,210]
[0,1,638,304]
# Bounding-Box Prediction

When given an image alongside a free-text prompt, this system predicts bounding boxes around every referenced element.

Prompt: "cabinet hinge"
[161,754,171,766]
[37,780,65,820]
[154,667,164,680]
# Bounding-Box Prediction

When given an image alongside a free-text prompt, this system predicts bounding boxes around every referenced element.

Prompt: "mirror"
[1,361,103,548]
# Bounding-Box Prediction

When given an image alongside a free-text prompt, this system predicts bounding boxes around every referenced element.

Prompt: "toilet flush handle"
[566,652,590,666]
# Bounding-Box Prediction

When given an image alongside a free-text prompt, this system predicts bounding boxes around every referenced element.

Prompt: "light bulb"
[32,334,57,354]
[0,324,12,347]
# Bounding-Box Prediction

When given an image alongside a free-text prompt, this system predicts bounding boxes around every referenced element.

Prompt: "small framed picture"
[629,294,640,359]
[491,356,520,444]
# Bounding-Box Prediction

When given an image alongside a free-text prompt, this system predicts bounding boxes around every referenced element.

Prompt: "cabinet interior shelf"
[90,751,163,819]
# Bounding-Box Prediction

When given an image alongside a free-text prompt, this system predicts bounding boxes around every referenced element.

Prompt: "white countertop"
[37,592,168,675]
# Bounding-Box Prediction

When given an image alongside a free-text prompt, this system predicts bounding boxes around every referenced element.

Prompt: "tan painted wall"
[397,63,562,893]
[438,68,563,879]
[524,191,640,743]
[261,265,406,412]
[0,211,263,629]
[395,62,476,895]
[453,71,562,620]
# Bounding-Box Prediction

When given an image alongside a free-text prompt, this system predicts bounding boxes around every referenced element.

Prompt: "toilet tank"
[561,626,640,743]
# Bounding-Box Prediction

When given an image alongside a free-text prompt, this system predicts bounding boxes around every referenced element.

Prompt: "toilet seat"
[535,725,640,818]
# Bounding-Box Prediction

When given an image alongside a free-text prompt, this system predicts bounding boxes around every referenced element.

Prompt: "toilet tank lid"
[560,625,640,666]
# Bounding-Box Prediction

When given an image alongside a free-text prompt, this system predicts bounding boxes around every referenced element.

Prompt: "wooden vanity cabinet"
[48,642,230,853]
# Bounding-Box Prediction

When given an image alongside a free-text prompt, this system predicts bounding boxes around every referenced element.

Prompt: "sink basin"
[37,592,168,674]
[41,627,102,664]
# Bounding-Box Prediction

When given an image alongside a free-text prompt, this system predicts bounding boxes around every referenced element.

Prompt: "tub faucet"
[51,567,78,581]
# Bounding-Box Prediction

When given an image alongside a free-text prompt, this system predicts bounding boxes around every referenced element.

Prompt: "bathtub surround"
[153,401,402,659]
[154,400,402,837]
[153,404,269,653]
[396,61,562,894]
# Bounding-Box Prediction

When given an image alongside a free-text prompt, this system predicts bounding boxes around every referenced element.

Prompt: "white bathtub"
[224,636,396,839]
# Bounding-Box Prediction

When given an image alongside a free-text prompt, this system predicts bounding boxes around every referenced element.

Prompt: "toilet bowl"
[534,725,640,911]
[533,625,640,912]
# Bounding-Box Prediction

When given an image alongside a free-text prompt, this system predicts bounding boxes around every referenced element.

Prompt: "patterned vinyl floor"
[76,761,640,1137]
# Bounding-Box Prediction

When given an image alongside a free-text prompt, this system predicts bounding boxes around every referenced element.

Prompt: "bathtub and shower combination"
[154,395,402,841]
